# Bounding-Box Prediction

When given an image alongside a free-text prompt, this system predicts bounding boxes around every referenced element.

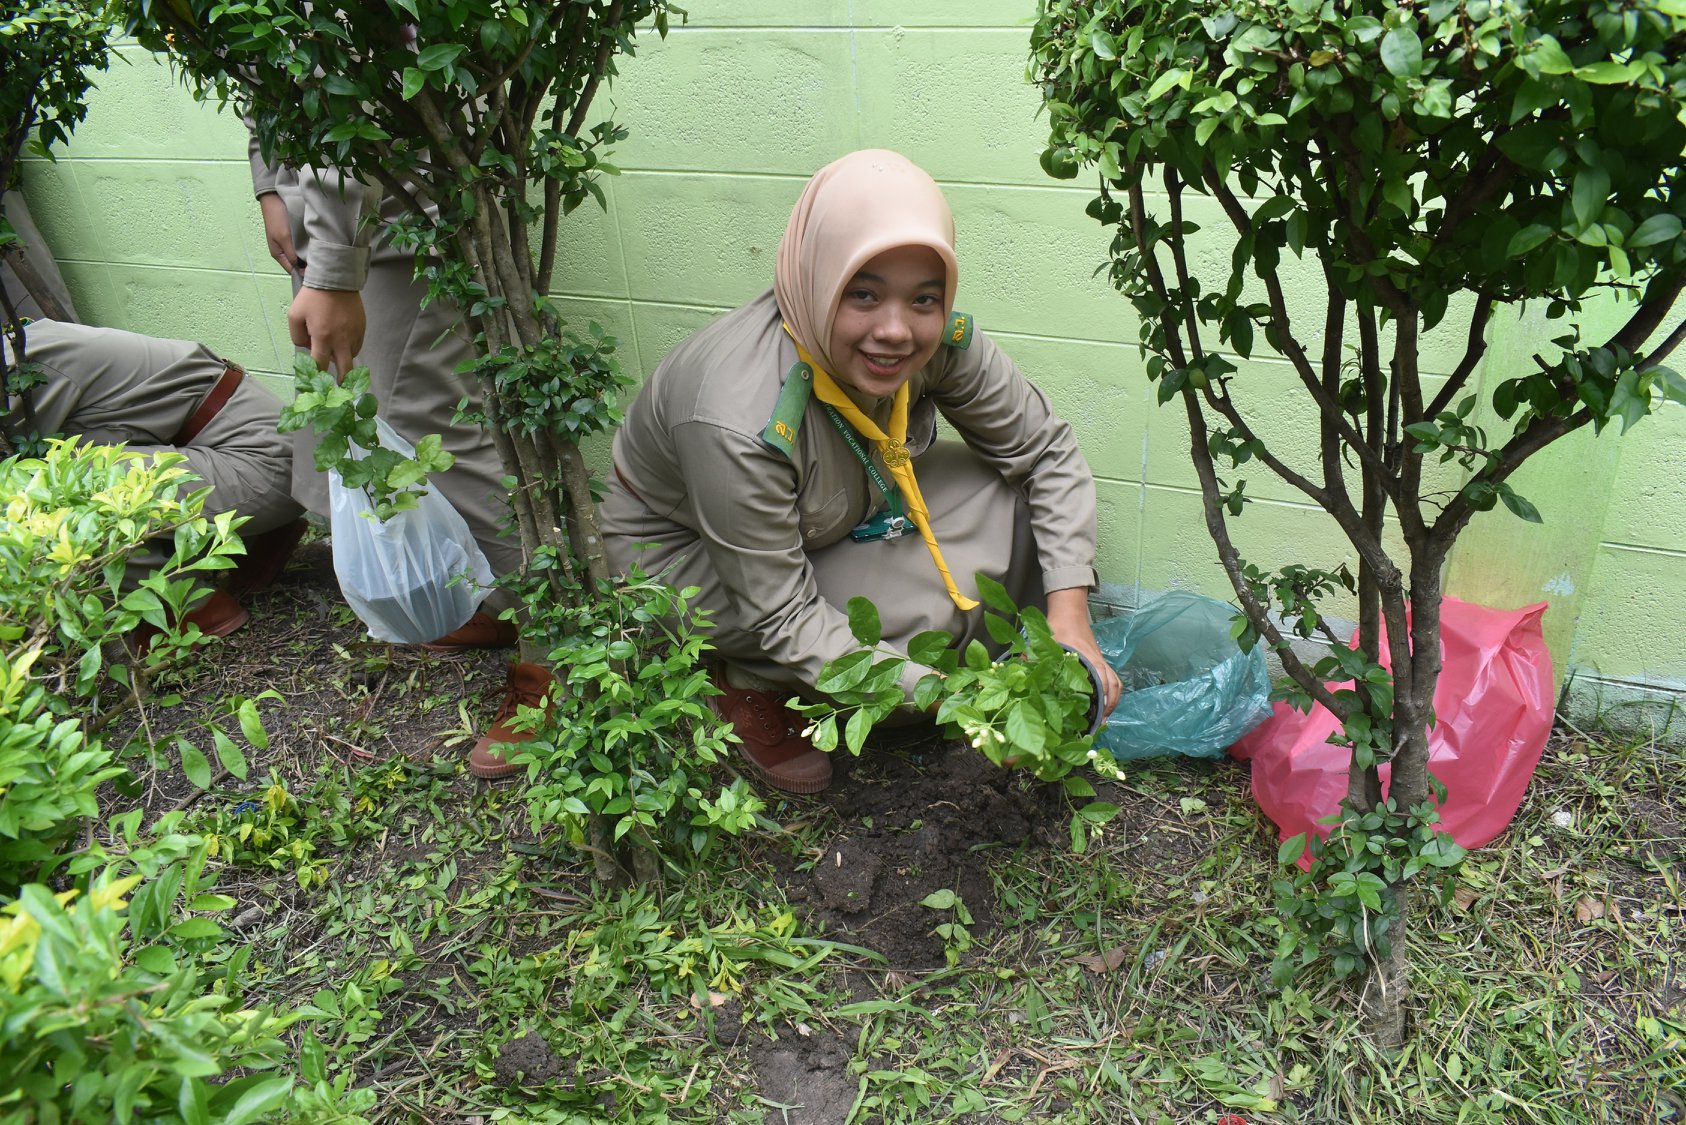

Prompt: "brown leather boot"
[468,662,559,780]
[423,611,519,652]
[131,588,249,651]
[710,669,832,794]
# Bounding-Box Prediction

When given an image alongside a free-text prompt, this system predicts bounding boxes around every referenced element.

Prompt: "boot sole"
[739,750,832,795]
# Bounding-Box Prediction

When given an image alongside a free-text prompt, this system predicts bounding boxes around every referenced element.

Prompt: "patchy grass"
[115,539,1685,1123]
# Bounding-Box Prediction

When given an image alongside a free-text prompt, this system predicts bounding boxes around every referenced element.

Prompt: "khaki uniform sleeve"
[670,419,888,690]
[247,130,278,198]
[928,331,1099,593]
[293,167,376,292]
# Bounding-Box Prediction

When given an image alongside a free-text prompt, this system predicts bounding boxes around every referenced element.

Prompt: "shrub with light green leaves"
[0,869,300,1124]
[0,440,252,888]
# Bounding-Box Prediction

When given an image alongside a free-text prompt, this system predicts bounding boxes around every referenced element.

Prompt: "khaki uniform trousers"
[4,320,303,576]
[604,440,1044,692]
[274,176,522,610]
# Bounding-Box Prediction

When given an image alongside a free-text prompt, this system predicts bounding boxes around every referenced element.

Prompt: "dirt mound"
[777,732,1063,970]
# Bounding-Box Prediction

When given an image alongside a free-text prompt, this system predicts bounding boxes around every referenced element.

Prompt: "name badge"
[850,511,907,542]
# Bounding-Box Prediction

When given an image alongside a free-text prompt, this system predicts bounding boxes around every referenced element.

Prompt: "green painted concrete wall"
[16,12,1684,735]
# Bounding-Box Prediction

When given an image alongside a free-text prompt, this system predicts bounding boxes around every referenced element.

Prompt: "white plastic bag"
[329,417,494,644]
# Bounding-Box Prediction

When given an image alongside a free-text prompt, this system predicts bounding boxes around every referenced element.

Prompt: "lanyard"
[821,403,903,519]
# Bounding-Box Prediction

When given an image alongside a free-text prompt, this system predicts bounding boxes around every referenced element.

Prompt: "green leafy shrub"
[0,441,250,888]
[0,648,124,887]
[518,567,765,880]
[0,869,299,1124]
[795,576,1120,849]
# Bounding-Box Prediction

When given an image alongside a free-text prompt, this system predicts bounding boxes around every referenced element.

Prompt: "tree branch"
[1180,392,1350,718]
[1425,292,1496,420]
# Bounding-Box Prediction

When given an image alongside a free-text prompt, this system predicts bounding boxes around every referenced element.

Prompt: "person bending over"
[476,150,1122,791]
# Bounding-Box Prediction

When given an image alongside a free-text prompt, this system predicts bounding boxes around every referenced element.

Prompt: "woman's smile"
[826,244,947,396]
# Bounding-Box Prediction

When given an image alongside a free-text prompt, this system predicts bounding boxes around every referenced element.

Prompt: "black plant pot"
[1058,643,1108,736]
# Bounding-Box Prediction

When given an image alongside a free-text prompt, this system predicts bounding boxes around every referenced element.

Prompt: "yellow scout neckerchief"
[784,325,979,612]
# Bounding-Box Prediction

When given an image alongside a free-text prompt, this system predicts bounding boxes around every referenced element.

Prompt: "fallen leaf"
[1451,886,1479,912]
[1076,945,1129,974]
[1575,896,1605,922]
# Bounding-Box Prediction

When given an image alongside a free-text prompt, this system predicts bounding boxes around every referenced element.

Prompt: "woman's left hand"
[1045,588,1123,716]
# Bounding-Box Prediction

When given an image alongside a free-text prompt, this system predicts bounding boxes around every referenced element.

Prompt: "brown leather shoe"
[226,517,308,596]
[423,611,518,652]
[710,670,832,794]
[468,662,559,780]
[131,588,249,651]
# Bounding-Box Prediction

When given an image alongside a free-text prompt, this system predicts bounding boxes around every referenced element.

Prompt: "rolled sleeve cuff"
[1043,564,1098,594]
[300,243,370,292]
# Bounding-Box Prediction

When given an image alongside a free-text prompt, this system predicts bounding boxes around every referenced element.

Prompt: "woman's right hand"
[258,192,301,275]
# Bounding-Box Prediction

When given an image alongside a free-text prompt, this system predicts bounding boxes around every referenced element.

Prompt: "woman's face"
[825,244,947,397]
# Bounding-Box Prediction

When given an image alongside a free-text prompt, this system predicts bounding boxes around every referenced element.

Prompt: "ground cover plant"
[20,537,1679,1123]
[1031,0,1686,1041]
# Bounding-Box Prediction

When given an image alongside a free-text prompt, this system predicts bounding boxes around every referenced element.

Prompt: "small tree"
[1032,0,1686,1043]
[127,0,671,643]
[124,1,748,884]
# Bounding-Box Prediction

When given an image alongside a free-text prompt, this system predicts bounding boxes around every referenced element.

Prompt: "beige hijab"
[775,150,959,374]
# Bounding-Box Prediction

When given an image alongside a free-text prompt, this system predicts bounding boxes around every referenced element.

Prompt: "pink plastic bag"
[1230,597,1554,853]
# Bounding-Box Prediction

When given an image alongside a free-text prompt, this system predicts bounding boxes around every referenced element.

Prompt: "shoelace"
[742,691,799,739]
[495,683,550,725]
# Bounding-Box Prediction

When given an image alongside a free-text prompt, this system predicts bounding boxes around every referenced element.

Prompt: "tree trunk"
[1360,878,1410,1048]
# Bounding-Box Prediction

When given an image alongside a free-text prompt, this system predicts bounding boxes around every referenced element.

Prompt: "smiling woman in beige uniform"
[600,150,1121,793]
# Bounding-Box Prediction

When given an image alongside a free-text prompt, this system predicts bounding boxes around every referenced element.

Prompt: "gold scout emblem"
[882,440,911,467]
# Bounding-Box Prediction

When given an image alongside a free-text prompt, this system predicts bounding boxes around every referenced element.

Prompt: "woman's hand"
[1045,587,1123,716]
[257,192,300,275]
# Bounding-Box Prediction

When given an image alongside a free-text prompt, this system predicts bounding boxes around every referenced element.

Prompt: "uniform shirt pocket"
[794,485,851,547]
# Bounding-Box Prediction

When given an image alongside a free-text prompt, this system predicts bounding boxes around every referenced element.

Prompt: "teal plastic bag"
[1094,592,1273,761]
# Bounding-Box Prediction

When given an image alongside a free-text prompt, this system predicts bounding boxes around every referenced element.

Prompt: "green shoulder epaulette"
[945,309,974,349]
[760,361,813,458]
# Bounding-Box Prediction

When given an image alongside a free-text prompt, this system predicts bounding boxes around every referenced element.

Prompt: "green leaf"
[414,43,466,72]
[816,650,876,694]
[1574,60,1640,85]
[846,596,882,646]
[1572,166,1611,228]
[844,707,872,755]
[907,630,954,666]
[178,740,211,789]
[1528,35,1575,75]
[400,67,426,101]
[134,946,177,974]
[1004,704,1047,757]
[1089,29,1117,60]
[169,917,224,940]
[974,572,1017,615]
[236,698,269,750]
[1144,68,1190,103]
[188,894,236,911]
[920,888,957,910]
[217,1076,294,1125]
[212,730,248,781]
[1379,26,1423,78]
[1277,833,1309,865]
[1507,225,1553,257]
[1629,213,1682,249]
[1498,486,1543,524]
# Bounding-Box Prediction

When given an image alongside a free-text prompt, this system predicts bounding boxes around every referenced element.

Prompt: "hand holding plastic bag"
[1094,592,1275,760]
[329,417,494,644]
